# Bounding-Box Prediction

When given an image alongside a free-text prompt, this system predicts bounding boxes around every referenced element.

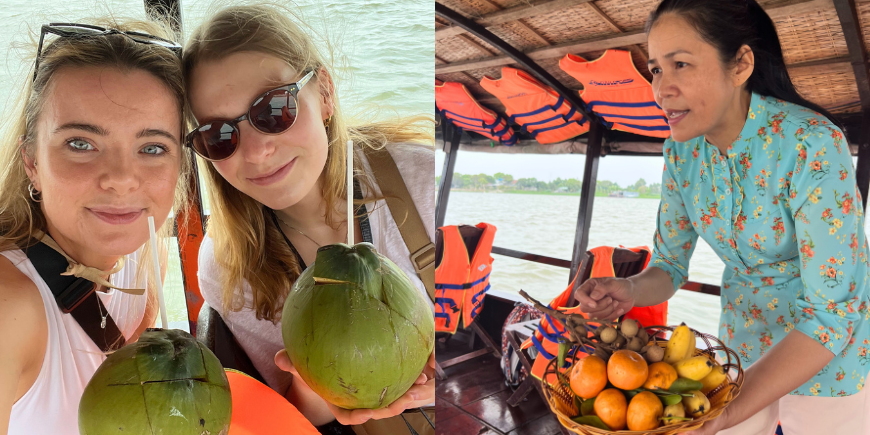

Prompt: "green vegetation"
[436,172,661,198]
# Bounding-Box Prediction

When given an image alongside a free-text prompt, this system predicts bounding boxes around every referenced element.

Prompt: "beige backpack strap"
[363,146,436,302]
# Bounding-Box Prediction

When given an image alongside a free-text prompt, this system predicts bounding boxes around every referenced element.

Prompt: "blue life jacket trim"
[435,273,490,290]
[587,100,662,110]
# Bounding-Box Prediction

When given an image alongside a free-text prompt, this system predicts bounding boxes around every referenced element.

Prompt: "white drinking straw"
[147,216,169,329]
[347,140,354,245]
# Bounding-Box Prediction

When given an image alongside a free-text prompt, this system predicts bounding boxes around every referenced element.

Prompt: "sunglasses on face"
[184,70,316,162]
[35,23,182,82]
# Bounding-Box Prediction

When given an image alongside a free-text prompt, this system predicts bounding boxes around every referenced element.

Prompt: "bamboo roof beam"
[436,55,479,82]
[585,1,648,63]
[436,0,837,73]
[448,56,852,103]
[436,0,592,40]
[514,20,551,46]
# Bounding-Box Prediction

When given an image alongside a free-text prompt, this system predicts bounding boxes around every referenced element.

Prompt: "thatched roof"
[435,0,870,155]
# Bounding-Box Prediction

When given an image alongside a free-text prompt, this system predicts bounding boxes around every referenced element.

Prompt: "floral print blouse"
[650,92,870,396]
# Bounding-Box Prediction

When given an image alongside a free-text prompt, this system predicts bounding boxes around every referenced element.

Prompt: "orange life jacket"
[521,246,669,385]
[559,50,671,139]
[436,80,517,146]
[435,223,497,334]
[480,67,589,144]
[225,369,319,435]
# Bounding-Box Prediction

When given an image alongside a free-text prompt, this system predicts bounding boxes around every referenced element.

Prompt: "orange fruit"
[593,388,627,431]
[607,350,649,390]
[643,361,678,390]
[627,391,664,431]
[569,355,608,399]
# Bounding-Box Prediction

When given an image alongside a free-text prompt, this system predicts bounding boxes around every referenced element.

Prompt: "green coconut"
[78,328,232,434]
[281,242,435,410]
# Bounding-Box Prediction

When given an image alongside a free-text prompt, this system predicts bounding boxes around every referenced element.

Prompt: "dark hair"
[646,0,845,132]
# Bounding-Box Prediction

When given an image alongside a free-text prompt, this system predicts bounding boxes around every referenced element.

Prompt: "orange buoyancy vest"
[435,223,497,334]
[521,246,669,385]
[436,80,517,146]
[225,369,319,435]
[480,67,589,145]
[559,50,671,139]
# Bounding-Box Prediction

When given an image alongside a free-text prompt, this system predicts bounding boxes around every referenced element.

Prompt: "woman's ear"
[19,136,39,190]
[317,67,335,121]
[732,45,755,88]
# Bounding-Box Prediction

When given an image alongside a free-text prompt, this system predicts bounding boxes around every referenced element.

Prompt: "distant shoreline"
[449,189,662,200]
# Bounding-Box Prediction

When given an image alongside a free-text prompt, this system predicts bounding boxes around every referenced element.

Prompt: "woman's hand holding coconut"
[275,350,435,425]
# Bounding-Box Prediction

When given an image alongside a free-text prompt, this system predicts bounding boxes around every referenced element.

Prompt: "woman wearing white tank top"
[0,17,190,435]
[183,6,435,433]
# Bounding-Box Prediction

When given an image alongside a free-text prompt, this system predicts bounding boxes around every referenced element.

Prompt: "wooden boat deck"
[436,330,565,435]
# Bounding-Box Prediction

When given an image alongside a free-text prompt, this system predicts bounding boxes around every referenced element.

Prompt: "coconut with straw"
[78,216,232,434]
[280,140,434,409]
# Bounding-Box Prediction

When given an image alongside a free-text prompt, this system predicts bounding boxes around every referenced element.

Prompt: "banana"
[682,390,711,418]
[664,323,695,364]
[668,378,704,394]
[673,356,715,381]
[700,362,728,394]
[661,403,687,425]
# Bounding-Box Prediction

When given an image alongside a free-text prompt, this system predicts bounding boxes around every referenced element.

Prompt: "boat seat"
[505,247,648,433]
[196,302,268,385]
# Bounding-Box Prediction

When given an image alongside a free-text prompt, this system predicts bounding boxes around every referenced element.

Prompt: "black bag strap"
[362,147,435,302]
[23,241,126,352]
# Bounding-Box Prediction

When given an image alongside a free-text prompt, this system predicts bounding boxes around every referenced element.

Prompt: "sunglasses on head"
[35,23,182,82]
[184,70,316,162]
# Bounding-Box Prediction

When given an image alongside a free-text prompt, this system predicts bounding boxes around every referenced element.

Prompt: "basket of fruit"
[519,292,744,434]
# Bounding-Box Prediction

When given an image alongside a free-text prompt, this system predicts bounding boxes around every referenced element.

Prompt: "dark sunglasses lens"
[192,122,238,160]
[249,89,298,133]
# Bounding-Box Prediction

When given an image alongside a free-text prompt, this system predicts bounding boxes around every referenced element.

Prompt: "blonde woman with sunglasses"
[184,4,435,434]
[0,19,189,434]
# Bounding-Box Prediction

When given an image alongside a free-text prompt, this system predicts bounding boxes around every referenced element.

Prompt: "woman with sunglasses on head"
[572,1,870,433]
[0,18,188,435]
[184,4,435,434]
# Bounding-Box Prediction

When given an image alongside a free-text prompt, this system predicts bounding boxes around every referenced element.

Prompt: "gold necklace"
[274,214,324,247]
[274,213,351,248]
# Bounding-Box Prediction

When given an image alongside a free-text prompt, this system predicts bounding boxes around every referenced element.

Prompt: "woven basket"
[542,325,745,435]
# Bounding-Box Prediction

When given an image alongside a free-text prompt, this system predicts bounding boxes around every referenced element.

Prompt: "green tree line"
[435,173,661,197]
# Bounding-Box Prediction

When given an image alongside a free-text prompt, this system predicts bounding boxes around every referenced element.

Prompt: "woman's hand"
[275,349,435,426]
[573,277,636,320]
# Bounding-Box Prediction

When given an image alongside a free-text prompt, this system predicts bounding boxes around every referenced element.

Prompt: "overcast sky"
[435,150,666,187]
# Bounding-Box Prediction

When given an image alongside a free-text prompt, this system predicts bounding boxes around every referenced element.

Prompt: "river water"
[443,191,728,335]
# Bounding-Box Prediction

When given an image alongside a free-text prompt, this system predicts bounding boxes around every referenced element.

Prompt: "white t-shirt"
[2,248,147,435]
[198,143,435,396]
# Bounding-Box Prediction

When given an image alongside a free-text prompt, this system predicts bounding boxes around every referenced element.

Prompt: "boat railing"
[491,245,721,296]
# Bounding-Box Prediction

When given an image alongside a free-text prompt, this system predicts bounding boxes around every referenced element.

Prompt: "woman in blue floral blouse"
[573,0,870,433]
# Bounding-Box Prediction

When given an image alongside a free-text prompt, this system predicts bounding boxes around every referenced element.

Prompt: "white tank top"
[1,248,148,435]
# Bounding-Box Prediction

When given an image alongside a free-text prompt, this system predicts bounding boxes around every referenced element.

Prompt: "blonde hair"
[0,15,190,290]
[184,4,433,322]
